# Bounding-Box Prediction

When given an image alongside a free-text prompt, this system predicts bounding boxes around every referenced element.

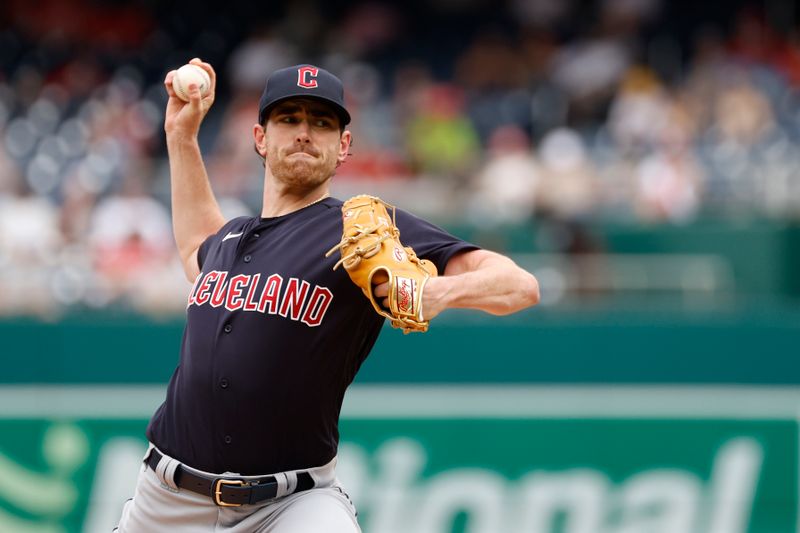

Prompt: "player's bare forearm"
[424,249,539,318]
[163,59,226,280]
[167,136,225,278]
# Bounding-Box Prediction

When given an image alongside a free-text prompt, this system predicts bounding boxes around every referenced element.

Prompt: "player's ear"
[253,123,268,158]
[337,130,352,165]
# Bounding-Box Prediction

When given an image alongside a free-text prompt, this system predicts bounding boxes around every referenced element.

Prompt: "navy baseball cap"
[258,64,351,126]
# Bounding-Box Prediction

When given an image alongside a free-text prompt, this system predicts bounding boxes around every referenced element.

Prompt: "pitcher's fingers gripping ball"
[326,195,438,333]
[172,63,211,102]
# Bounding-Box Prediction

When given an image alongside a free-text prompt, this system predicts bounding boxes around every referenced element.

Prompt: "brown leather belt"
[146,448,315,507]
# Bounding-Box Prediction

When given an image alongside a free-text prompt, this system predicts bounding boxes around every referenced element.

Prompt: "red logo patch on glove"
[395,277,415,315]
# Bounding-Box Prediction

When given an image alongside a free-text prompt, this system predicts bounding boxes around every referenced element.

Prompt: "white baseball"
[172,64,211,102]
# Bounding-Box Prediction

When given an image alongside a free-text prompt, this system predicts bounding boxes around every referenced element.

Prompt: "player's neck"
[261,182,330,218]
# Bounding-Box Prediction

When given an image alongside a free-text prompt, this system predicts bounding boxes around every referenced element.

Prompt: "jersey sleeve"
[394,209,480,274]
[196,217,251,271]
[197,234,214,270]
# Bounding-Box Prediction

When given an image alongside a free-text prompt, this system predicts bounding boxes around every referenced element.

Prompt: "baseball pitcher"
[114,60,540,532]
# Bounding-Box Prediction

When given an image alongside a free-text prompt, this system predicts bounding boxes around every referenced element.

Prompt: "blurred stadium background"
[1,0,799,531]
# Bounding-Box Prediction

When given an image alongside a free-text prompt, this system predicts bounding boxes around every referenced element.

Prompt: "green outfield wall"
[2,306,799,385]
[1,307,800,532]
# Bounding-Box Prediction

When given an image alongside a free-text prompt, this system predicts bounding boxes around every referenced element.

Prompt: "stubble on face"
[265,139,338,191]
[262,100,344,192]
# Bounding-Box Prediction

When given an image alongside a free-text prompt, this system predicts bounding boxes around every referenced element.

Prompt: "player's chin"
[277,161,332,187]
[286,160,323,179]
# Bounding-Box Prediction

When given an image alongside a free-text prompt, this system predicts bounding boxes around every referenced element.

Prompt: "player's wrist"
[166,130,200,148]
[421,276,452,320]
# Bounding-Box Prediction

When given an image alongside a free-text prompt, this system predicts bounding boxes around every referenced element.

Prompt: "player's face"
[259,99,350,190]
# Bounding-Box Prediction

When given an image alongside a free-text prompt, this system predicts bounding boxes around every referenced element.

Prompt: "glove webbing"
[325,198,399,270]
[325,224,397,270]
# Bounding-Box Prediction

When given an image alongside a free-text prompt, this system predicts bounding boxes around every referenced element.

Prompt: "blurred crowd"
[1,0,800,316]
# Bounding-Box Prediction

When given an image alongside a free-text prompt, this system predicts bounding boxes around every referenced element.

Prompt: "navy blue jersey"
[146,197,478,475]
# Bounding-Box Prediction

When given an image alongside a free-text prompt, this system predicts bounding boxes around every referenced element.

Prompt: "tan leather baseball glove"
[325,195,438,333]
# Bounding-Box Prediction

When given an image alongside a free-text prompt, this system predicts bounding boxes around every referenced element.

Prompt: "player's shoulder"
[393,204,439,232]
[316,197,344,221]
[321,197,344,210]
[197,216,257,269]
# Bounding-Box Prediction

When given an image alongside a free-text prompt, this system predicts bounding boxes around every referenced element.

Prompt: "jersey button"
[220,378,229,389]
[253,233,260,238]
[243,255,252,263]
[224,435,232,444]
[223,324,232,333]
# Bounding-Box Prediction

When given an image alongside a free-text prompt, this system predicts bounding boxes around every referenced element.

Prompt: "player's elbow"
[529,275,541,306]
[521,272,540,308]
[497,256,540,312]
[491,272,540,316]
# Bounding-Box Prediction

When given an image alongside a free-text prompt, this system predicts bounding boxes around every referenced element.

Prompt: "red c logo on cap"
[297,66,319,88]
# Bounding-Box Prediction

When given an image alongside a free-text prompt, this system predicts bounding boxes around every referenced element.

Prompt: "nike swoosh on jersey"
[222,232,243,242]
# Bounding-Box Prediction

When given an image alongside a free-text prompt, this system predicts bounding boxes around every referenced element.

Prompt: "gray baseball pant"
[114,445,361,533]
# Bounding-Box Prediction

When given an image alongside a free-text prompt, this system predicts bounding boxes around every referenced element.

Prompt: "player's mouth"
[287,147,319,158]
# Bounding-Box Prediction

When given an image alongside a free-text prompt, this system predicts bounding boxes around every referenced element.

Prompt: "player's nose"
[295,120,311,143]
